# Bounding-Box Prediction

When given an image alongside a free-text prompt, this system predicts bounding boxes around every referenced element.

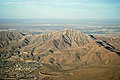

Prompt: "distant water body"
[0,18,120,35]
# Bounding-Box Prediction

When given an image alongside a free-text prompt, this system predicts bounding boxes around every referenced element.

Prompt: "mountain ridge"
[0,30,120,66]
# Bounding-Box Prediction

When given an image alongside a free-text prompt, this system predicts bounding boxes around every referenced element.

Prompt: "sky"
[0,0,120,19]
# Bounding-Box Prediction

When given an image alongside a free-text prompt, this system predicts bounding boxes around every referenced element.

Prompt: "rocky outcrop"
[90,35,120,56]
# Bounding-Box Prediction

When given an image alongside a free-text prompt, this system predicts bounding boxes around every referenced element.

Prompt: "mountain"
[0,30,120,80]
[0,30,120,65]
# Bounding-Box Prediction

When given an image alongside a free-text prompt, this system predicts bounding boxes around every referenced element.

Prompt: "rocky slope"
[0,30,120,66]
[0,30,120,80]
[0,31,22,48]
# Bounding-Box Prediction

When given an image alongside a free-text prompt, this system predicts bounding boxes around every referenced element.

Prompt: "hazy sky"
[0,0,120,19]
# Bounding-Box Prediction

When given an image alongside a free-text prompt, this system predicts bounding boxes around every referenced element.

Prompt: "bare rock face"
[51,30,93,50]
